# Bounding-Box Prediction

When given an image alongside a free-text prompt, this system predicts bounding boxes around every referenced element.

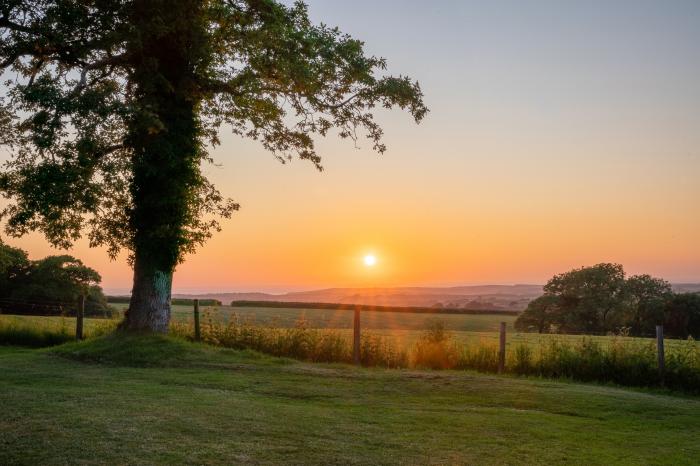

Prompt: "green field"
[87,304,699,351]
[0,336,698,465]
[112,303,520,332]
[3,307,694,352]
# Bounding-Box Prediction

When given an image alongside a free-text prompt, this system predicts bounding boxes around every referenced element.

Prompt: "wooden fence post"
[76,295,85,340]
[656,325,665,385]
[353,308,361,365]
[498,322,506,374]
[194,299,201,341]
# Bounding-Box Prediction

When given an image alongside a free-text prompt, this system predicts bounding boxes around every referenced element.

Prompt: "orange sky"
[2,1,700,293]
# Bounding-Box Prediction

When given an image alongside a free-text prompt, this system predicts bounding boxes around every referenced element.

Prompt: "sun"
[363,254,377,267]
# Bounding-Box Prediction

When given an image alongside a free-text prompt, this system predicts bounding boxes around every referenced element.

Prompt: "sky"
[2,0,699,293]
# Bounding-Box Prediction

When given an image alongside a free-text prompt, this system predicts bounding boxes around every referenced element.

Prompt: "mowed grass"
[0,336,698,465]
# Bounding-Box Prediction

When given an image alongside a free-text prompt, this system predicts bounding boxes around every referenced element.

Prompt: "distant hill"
[171,283,700,312]
[173,284,545,311]
[672,283,700,294]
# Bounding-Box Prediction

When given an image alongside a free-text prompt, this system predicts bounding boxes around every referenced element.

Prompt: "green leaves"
[517,263,694,337]
[1,0,426,267]
[0,241,105,305]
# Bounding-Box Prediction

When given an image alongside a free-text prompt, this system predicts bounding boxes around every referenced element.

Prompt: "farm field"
[112,303,520,332]
[1,336,699,465]
[2,308,695,351]
[108,304,696,349]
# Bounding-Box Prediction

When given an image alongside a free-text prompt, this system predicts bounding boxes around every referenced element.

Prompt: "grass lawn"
[1,336,699,465]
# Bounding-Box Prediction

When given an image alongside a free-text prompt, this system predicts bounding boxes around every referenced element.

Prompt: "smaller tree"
[625,274,672,336]
[0,241,30,290]
[544,263,627,333]
[11,255,101,304]
[515,295,560,333]
[0,243,113,315]
[664,293,700,338]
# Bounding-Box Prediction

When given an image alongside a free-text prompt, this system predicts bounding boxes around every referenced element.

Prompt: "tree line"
[106,296,221,307]
[0,242,113,316]
[515,263,700,337]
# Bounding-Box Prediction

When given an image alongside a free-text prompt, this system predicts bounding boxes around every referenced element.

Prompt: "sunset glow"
[1,1,699,294]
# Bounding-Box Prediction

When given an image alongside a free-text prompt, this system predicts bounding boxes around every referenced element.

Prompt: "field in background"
[112,303,518,332]
[113,303,694,348]
[5,304,696,350]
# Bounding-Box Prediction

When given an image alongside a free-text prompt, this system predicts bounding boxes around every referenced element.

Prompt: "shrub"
[511,343,533,375]
[412,320,460,369]
[456,342,499,372]
[361,333,408,368]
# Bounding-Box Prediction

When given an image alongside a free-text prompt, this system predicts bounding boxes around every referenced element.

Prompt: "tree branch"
[0,15,33,34]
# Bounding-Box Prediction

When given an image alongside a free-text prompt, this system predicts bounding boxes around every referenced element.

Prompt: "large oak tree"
[0,1,427,331]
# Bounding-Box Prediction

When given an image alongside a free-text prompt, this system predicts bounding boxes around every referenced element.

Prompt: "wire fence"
[0,297,79,317]
[2,298,695,345]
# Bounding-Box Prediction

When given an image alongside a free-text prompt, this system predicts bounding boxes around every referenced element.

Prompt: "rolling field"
[112,303,520,332]
[3,305,695,351]
[110,303,695,350]
[1,336,699,465]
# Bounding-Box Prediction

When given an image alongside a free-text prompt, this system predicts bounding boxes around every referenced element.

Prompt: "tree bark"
[124,251,173,333]
[122,0,205,332]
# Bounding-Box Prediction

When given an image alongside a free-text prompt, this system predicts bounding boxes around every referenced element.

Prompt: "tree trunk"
[122,0,205,333]
[124,252,173,333]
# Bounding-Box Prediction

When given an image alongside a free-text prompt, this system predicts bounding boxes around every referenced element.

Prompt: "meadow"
[114,303,696,351]
[1,335,699,465]
[3,305,698,392]
[112,302,520,332]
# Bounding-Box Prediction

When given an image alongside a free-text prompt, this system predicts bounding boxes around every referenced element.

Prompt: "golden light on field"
[363,254,377,267]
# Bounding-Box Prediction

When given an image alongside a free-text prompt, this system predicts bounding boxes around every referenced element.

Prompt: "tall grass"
[0,316,118,347]
[171,312,408,367]
[3,311,698,392]
[0,317,74,347]
[173,312,700,392]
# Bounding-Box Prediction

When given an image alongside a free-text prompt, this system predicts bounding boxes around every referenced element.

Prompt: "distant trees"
[0,242,29,291]
[512,295,560,334]
[106,296,221,307]
[625,274,673,335]
[663,293,700,338]
[515,263,699,337]
[0,241,112,316]
[543,263,628,333]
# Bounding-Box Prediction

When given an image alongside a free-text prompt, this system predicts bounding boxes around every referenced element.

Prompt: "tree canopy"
[515,263,698,337]
[0,1,427,331]
[0,241,112,315]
